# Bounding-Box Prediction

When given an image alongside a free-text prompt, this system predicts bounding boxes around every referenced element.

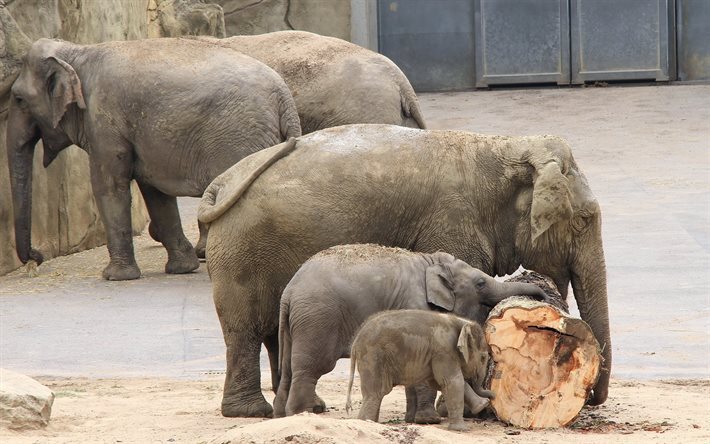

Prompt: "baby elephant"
[274,244,546,420]
[346,310,495,431]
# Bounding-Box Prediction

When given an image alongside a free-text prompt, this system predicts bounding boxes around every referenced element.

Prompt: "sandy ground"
[1,84,709,442]
[0,376,708,443]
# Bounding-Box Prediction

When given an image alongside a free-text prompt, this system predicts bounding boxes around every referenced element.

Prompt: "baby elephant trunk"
[474,386,495,400]
[491,281,548,305]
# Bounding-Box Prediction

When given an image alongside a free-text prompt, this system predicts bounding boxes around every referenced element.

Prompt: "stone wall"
[217,0,351,40]
[0,0,225,275]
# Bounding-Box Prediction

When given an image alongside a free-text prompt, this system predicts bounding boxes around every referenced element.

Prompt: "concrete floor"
[1,84,708,381]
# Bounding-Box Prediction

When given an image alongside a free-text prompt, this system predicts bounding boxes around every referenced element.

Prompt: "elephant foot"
[102,262,141,281]
[165,250,199,274]
[414,409,441,424]
[312,394,327,414]
[222,398,273,418]
[447,420,470,432]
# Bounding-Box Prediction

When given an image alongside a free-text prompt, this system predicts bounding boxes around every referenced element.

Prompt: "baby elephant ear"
[425,264,455,311]
[457,322,484,364]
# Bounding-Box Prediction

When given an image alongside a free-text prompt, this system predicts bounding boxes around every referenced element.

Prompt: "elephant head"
[456,321,495,400]
[7,38,83,265]
[425,258,548,325]
[510,136,611,405]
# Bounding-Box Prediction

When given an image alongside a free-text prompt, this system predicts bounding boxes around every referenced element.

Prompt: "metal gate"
[570,0,673,83]
[375,0,706,90]
[676,0,710,81]
[474,0,570,87]
[378,0,476,91]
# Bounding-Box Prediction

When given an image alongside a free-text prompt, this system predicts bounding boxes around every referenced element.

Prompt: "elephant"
[196,30,426,134]
[198,123,611,417]
[273,243,546,420]
[345,310,495,432]
[7,37,300,280]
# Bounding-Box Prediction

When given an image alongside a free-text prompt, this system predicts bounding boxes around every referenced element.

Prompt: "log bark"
[485,272,601,428]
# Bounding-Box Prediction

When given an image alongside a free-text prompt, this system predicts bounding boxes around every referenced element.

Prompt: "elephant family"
[197,30,426,133]
[346,310,495,432]
[8,37,300,280]
[198,124,611,417]
[274,243,546,419]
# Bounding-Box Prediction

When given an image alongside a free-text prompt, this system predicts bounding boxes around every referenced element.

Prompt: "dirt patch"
[1,377,708,443]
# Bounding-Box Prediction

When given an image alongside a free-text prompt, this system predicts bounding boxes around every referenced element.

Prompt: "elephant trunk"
[571,224,610,405]
[6,100,43,265]
[488,281,548,306]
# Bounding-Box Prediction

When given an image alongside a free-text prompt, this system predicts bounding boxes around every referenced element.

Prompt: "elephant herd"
[7,30,611,428]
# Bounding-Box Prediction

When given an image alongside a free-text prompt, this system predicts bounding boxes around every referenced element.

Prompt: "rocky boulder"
[0,369,54,430]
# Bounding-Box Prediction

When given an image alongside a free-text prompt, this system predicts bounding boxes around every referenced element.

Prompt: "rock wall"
[217,0,351,40]
[0,0,225,275]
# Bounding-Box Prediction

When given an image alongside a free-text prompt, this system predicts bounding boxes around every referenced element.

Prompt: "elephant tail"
[400,82,426,129]
[277,297,290,376]
[198,137,298,224]
[345,351,357,415]
[279,88,302,140]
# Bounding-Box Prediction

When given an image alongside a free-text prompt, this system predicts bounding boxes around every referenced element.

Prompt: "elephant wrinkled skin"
[197,30,426,134]
[7,37,300,280]
[199,124,611,417]
[274,243,546,420]
[346,310,494,432]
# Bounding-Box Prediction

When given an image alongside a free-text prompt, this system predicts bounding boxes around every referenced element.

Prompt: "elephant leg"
[357,365,390,422]
[264,333,280,394]
[89,152,140,281]
[404,386,417,423]
[195,220,208,259]
[136,182,198,274]
[284,346,330,415]
[222,333,272,418]
[463,382,491,416]
[148,221,161,243]
[432,362,468,432]
[413,384,440,424]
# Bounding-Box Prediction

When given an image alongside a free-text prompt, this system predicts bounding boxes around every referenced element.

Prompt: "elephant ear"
[530,161,573,242]
[425,264,455,311]
[46,56,86,128]
[456,322,484,365]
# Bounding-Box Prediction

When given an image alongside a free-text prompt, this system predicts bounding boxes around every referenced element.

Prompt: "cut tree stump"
[485,272,602,428]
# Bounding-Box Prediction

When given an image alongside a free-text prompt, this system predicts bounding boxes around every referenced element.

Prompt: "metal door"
[677,0,710,81]
[377,0,476,91]
[570,0,673,83]
[474,0,570,87]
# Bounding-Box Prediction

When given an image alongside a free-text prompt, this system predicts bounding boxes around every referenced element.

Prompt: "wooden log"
[484,271,601,428]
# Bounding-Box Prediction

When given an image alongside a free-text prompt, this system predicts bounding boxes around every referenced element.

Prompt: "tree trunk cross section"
[485,272,601,428]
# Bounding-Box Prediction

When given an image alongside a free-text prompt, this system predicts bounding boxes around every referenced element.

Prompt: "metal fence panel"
[677,0,710,81]
[377,0,476,91]
[474,0,570,87]
[570,0,672,83]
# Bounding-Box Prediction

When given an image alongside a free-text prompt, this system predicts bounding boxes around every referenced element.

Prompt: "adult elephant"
[7,37,300,280]
[197,31,426,134]
[198,124,611,417]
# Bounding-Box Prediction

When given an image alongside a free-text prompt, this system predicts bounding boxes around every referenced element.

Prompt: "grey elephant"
[7,37,300,280]
[346,310,495,432]
[198,124,611,417]
[274,243,546,420]
[196,30,426,133]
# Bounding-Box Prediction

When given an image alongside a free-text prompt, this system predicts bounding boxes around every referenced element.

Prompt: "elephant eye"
[475,279,486,289]
[14,95,27,109]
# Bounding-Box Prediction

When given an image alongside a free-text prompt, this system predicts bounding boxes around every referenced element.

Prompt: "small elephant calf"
[346,310,495,432]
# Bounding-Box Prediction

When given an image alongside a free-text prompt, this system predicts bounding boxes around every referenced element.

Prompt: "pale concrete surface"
[0,84,708,382]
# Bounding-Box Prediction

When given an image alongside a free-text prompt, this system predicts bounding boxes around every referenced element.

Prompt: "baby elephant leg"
[432,362,468,431]
[404,385,440,424]
[357,365,391,422]
[463,382,491,416]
